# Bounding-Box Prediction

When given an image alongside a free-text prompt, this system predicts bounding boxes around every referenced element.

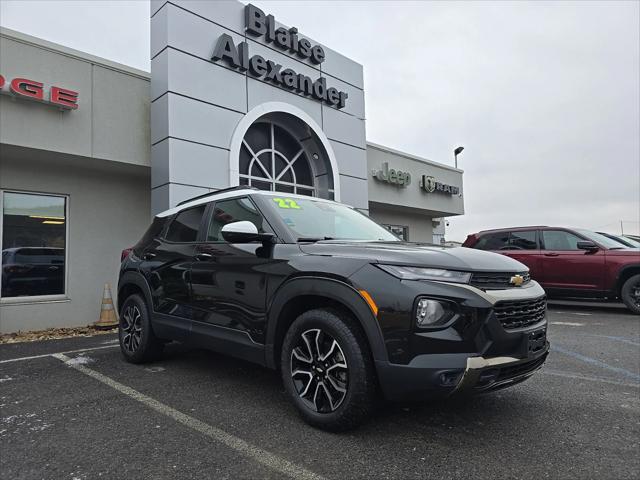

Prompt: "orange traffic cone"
[94,283,118,329]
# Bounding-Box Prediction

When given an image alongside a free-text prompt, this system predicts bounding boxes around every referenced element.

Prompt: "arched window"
[239,122,316,196]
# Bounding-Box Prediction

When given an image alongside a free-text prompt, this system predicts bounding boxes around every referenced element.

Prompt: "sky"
[1,0,638,241]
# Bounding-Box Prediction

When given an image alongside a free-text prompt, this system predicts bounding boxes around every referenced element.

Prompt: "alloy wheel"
[121,305,142,353]
[290,328,348,413]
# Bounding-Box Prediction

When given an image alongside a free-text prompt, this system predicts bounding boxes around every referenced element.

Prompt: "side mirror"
[577,240,599,252]
[221,221,274,244]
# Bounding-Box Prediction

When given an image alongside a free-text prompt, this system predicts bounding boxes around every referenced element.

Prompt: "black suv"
[118,187,549,431]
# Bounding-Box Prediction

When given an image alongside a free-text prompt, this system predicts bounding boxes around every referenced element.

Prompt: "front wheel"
[281,308,377,431]
[621,274,640,315]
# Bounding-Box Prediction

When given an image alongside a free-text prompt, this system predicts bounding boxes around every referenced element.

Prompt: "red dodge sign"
[0,74,78,110]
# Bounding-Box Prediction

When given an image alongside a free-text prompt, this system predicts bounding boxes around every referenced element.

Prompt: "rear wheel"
[119,294,164,363]
[621,274,640,315]
[281,308,377,431]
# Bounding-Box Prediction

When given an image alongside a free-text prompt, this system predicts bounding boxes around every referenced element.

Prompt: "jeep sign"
[371,162,412,187]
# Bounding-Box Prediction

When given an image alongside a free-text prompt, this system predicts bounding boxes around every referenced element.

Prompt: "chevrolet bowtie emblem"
[510,274,525,287]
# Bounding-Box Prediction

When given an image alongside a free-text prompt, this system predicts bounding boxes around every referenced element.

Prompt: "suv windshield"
[574,229,628,249]
[265,196,400,242]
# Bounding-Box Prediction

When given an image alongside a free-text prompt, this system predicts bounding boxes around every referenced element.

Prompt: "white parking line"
[53,353,326,480]
[549,322,584,327]
[0,345,119,364]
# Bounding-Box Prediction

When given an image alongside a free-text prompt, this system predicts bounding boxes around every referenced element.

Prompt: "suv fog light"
[439,371,463,387]
[416,299,447,326]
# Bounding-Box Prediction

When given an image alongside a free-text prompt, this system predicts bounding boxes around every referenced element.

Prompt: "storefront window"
[1,192,67,298]
[383,224,409,241]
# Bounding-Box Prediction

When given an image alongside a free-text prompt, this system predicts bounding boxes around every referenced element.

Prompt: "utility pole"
[621,220,624,235]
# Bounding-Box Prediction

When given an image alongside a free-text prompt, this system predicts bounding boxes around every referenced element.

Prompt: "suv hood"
[299,242,528,272]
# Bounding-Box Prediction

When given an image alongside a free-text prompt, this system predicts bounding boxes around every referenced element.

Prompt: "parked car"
[118,187,549,431]
[596,232,640,249]
[463,226,640,314]
[1,247,65,297]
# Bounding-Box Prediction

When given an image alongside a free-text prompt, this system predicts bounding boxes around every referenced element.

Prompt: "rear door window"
[474,232,510,250]
[165,205,206,243]
[507,231,538,250]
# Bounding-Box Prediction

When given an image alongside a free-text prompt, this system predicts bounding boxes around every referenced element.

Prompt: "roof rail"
[176,186,258,207]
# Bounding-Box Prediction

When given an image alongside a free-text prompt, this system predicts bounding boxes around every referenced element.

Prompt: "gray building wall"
[150,0,368,214]
[0,27,151,168]
[367,142,464,218]
[368,205,434,243]
[0,28,152,333]
[0,151,150,333]
[367,142,464,243]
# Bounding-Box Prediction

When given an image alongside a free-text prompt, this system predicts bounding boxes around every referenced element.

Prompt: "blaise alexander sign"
[212,4,349,109]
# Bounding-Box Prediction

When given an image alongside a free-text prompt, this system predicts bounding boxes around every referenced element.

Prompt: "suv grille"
[493,296,546,330]
[470,271,531,289]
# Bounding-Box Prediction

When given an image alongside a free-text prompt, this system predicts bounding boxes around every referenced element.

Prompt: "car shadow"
[157,342,546,440]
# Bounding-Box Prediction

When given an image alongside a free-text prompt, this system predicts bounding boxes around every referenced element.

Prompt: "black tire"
[280,308,377,431]
[621,274,640,315]
[118,294,164,363]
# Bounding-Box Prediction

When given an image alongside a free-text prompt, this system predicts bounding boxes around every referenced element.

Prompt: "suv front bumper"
[375,342,549,402]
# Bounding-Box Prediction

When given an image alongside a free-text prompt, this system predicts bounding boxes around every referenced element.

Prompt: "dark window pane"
[383,224,408,241]
[239,177,249,186]
[542,230,582,250]
[2,192,66,297]
[297,188,314,197]
[291,153,312,186]
[475,232,510,250]
[207,197,270,242]
[273,124,301,160]
[508,231,538,250]
[165,205,206,242]
[243,123,270,154]
[251,180,272,191]
[274,155,287,178]
[240,144,252,174]
[275,184,294,193]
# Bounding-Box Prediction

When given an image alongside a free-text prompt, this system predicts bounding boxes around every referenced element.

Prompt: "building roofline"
[0,27,150,81]
[366,141,464,174]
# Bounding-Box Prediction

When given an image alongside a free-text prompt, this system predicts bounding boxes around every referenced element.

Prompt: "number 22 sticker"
[273,198,301,209]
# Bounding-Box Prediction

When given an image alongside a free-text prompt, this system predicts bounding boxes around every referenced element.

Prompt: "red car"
[463,226,640,314]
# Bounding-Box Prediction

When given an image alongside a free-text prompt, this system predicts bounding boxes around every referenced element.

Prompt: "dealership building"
[0,1,464,333]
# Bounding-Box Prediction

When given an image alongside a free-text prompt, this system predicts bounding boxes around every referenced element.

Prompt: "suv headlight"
[376,265,471,284]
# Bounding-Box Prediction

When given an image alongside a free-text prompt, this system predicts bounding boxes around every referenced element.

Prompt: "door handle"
[543,253,559,257]
[142,252,157,260]
[195,253,213,261]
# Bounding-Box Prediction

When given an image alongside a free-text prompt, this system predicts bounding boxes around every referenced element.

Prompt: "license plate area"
[528,329,547,355]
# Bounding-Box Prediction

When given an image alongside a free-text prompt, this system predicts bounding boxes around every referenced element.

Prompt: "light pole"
[454,146,464,169]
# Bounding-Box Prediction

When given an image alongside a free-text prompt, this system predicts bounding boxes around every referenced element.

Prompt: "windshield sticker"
[273,198,302,209]
[283,217,296,227]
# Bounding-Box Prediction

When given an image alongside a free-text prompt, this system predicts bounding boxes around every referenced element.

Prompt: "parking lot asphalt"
[1,304,638,480]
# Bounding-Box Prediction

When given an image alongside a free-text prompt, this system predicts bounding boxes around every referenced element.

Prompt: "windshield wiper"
[297,236,335,242]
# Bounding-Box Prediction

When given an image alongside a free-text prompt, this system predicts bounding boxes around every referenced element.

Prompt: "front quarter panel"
[349,265,547,364]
